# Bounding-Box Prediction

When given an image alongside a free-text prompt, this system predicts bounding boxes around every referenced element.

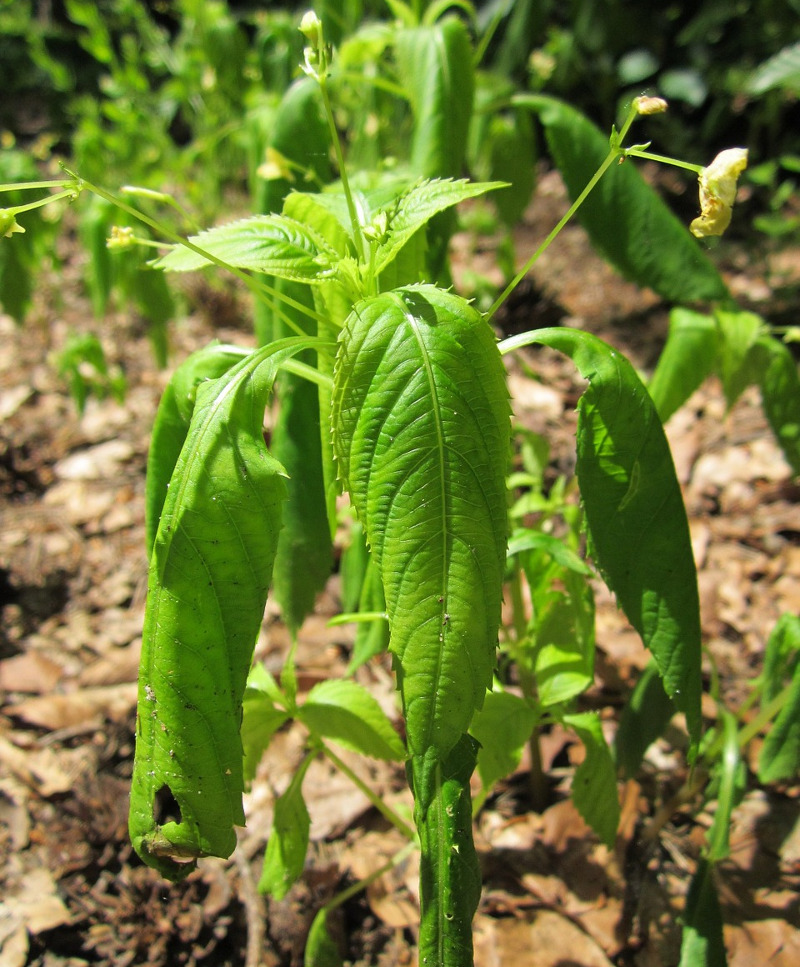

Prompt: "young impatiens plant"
[5,14,792,967]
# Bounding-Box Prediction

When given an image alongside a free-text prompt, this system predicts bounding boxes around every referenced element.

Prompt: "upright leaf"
[615,661,675,779]
[520,95,729,304]
[678,858,727,967]
[754,335,800,475]
[503,328,703,743]
[259,755,313,899]
[563,711,620,848]
[129,339,314,880]
[332,285,511,763]
[758,661,800,784]
[715,308,765,408]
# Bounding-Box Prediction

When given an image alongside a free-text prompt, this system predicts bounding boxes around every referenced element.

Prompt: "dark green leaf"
[678,858,727,967]
[129,339,314,881]
[760,613,800,703]
[715,309,765,409]
[333,285,511,762]
[615,661,675,779]
[505,327,703,743]
[519,95,729,303]
[648,308,720,423]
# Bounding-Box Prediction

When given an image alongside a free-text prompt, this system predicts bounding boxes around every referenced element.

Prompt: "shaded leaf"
[563,711,620,848]
[648,308,719,423]
[758,661,800,784]
[678,858,727,967]
[259,757,312,899]
[615,661,675,779]
[755,335,800,475]
[470,688,537,794]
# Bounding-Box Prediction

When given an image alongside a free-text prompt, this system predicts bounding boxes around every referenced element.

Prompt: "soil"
[1,170,799,967]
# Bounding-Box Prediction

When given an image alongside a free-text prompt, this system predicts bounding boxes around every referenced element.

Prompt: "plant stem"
[320,740,416,841]
[622,148,703,173]
[487,99,643,321]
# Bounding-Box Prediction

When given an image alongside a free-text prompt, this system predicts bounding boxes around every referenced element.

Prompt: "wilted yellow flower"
[690,147,749,238]
[0,209,24,237]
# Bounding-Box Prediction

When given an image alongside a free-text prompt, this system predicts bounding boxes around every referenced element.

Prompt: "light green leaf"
[760,613,800,704]
[259,756,312,899]
[372,178,507,276]
[563,711,620,848]
[470,688,537,794]
[144,342,249,555]
[242,667,290,785]
[154,214,336,281]
[678,858,727,967]
[332,285,511,763]
[299,679,405,761]
[504,327,703,743]
[648,308,720,424]
[129,339,315,881]
[758,661,800,784]
[755,335,800,475]
[507,529,593,575]
[715,308,765,409]
[519,95,729,304]
[305,908,343,967]
[748,41,800,95]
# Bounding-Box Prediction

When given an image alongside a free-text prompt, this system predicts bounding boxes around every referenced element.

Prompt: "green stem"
[735,682,793,749]
[623,148,703,174]
[318,840,417,915]
[62,168,325,343]
[486,104,641,321]
[9,187,80,215]
[317,75,366,263]
[320,740,416,841]
[0,179,74,192]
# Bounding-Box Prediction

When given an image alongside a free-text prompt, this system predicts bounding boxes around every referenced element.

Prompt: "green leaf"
[520,95,729,303]
[332,285,511,763]
[678,858,727,967]
[414,735,482,967]
[372,178,507,276]
[242,667,290,785]
[706,711,744,863]
[470,688,537,794]
[299,679,405,761]
[154,214,337,280]
[758,661,800,784]
[747,41,800,95]
[506,327,703,743]
[347,559,391,673]
[760,613,800,704]
[395,17,475,179]
[754,335,800,475]
[563,711,620,848]
[305,908,343,967]
[648,308,720,423]
[129,339,315,881]
[615,661,675,779]
[145,343,249,556]
[507,529,593,575]
[715,308,765,409]
[259,756,313,899]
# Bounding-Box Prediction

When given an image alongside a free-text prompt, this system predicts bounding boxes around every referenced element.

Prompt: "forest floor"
[1,170,799,967]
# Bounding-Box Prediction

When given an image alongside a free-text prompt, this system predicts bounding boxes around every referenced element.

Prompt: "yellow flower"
[690,147,749,238]
[634,96,668,116]
[257,147,295,183]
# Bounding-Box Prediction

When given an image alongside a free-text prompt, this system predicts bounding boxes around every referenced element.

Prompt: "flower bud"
[0,209,24,237]
[634,96,668,116]
[690,147,749,238]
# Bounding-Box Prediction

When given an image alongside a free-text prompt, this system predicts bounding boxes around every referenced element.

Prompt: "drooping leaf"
[615,661,675,779]
[332,285,511,764]
[154,214,337,280]
[503,327,703,743]
[129,339,315,881]
[678,858,727,967]
[648,308,720,423]
[145,342,249,555]
[298,679,405,761]
[259,756,313,899]
[519,95,729,304]
[563,711,620,848]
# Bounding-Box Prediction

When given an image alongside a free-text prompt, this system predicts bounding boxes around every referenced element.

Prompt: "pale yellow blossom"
[690,147,749,238]
[257,147,294,183]
[634,96,668,116]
